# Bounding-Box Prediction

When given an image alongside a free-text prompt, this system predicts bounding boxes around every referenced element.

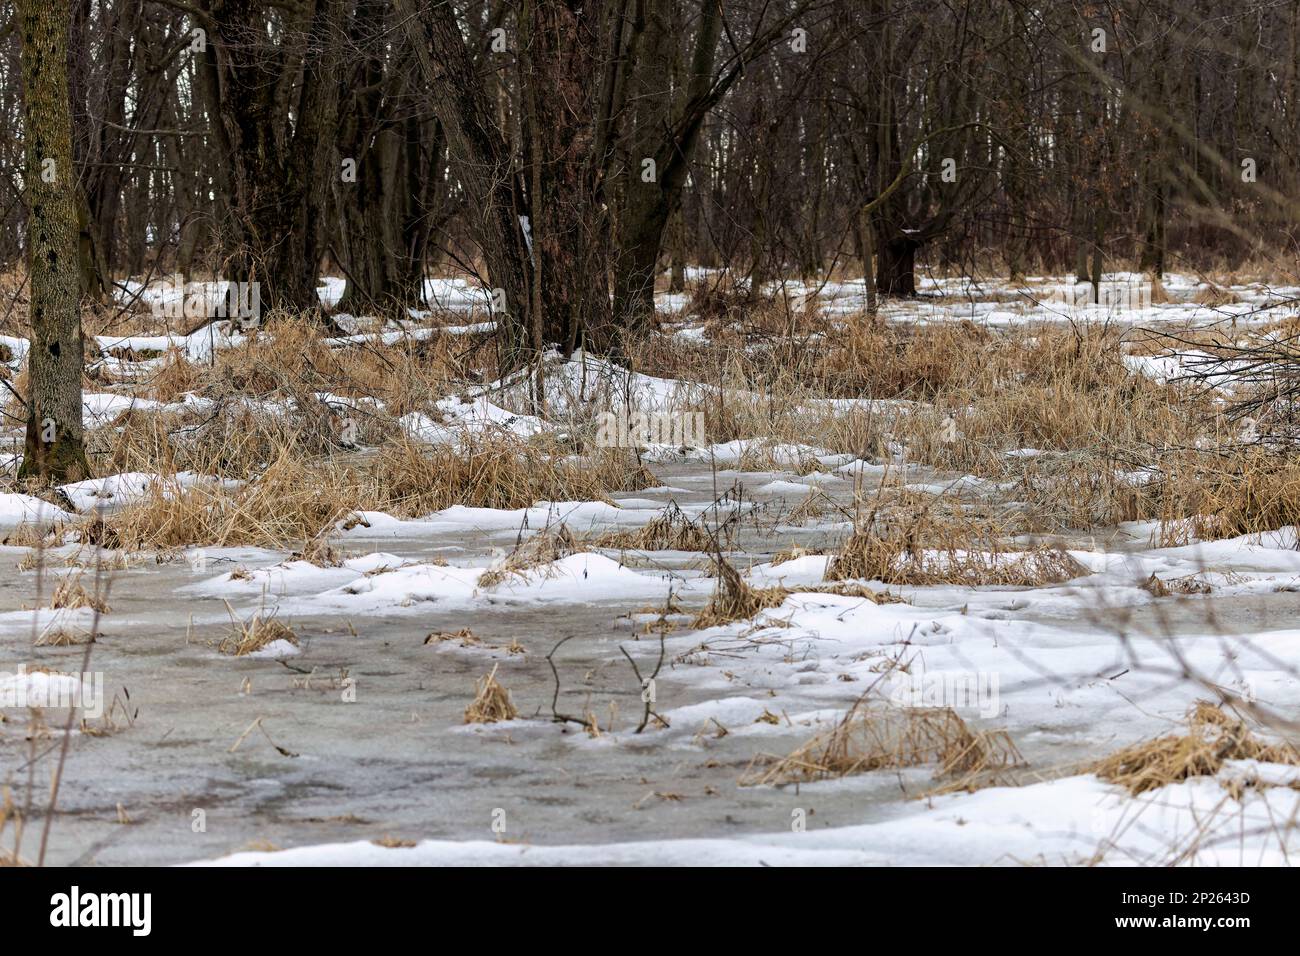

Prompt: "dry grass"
[694,553,790,628]
[588,501,713,552]
[1142,572,1213,597]
[477,525,580,589]
[630,317,1219,539]
[1150,453,1300,545]
[218,606,299,656]
[3,523,65,549]
[363,437,652,516]
[826,495,1087,587]
[49,572,110,613]
[742,697,1023,788]
[83,424,664,551]
[290,536,348,568]
[6,268,1297,567]
[424,628,479,647]
[146,350,201,401]
[1193,284,1241,307]
[1089,701,1300,796]
[34,627,94,647]
[463,664,518,723]
[80,453,352,551]
[0,787,27,867]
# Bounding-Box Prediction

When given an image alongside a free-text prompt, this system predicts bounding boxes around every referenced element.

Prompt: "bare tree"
[15,0,90,483]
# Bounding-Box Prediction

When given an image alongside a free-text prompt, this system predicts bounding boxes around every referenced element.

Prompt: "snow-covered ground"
[4,270,1299,866]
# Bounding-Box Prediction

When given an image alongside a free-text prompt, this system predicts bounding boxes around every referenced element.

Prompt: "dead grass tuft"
[218,606,299,657]
[1142,572,1213,597]
[1089,701,1300,796]
[425,628,479,647]
[463,664,518,723]
[588,501,713,552]
[742,697,1023,788]
[694,552,790,627]
[826,497,1086,587]
[0,787,28,867]
[34,627,94,647]
[3,523,64,549]
[49,572,110,613]
[477,525,580,589]
[147,349,201,402]
[82,453,351,551]
[1153,453,1300,545]
[1193,284,1241,307]
[290,536,347,568]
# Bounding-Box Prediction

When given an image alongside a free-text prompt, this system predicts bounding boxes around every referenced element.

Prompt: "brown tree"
[16,0,90,484]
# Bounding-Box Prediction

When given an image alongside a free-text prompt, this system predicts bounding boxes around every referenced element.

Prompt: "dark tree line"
[4,0,1300,479]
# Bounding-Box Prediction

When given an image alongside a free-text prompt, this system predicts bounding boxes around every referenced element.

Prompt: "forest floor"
[5,267,1300,865]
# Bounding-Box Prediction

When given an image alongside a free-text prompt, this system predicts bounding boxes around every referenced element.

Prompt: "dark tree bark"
[199,0,345,313]
[16,0,91,484]
[336,3,447,314]
[518,0,610,352]
[606,0,726,350]
[402,0,535,364]
[876,235,919,297]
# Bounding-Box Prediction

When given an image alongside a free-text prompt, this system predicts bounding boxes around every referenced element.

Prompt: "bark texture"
[17,0,90,484]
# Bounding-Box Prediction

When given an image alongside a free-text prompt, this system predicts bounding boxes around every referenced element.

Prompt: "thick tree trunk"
[519,0,609,353]
[336,0,432,314]
[202,0,344,315]
[876,235,919,297]
[606,0,722,350]
[16,0,91,484]
[856,207,878,316]
[608,210,669,348]
[335,14,445,317]
[403,0,535,365]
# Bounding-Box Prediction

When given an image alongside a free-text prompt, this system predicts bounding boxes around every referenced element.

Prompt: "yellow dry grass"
[742,697,1023,788]
[463,664,518,723]
[694,553,790,628]
[826,494,1086,587]
[477,525,580,589]
[48,572,110,613]
[34,627,94,647]
[218,607,299,657]
[1089,701,1300,796]
[587,501,713,552]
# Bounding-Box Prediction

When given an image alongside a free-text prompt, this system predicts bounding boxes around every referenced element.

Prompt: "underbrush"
[741,694,1024,792]
[75,436,656,550]
[8,283,1300,548]
[1089,701,1300,797]
[824,491,1086,587]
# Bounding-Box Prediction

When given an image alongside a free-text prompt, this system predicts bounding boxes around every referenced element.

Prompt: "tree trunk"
[876,235,918,297]
[336,3,443,315]
[856,207,878,316]
[1139,180,1166,278]
[519,0,609,353]
[1090,211,1105,303]
[402,0,535,366]
[668,206,687,294]
[16,0,91,484]
[202,0,344,315]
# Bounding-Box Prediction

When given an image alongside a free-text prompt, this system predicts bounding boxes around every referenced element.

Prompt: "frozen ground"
[4,272,1300,866]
